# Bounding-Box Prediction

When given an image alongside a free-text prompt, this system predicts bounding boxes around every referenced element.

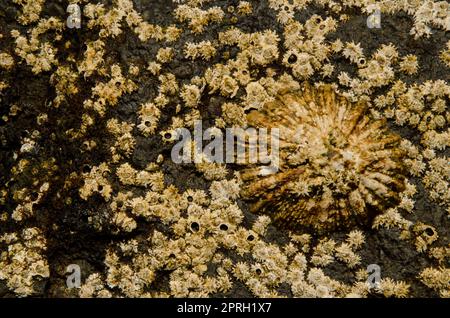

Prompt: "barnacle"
[0,53,15,70]
[240,82,406,232]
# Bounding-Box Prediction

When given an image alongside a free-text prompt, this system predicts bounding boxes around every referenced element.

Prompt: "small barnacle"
[377,278,410,298]
[283,51,315,79]
[244,81,274,110]
[183,189,209,206]
[0,53,14,70]
[338,71,352,87]
[158,73,179,95]
[399,54,419,75]
[240,82,406,233]
[374,44,399,65]
[164,25,182,42]
[252,215,271,236]
[342,42,364,64]
[0,81,8,93]
[335,243,361,268]
[419,267,450,297]
[311,239,336,266]
[221,102,247,127]
[276,4,295,25]
[160,129,177,143]
[330,39,344,53]
[290,233,311,253]
[113,211,137,233]
[237,1,253,15]
[398,195,415,212]
[404,158,426,176]
[116,163,137,185]
[128,64,139,76]
[138,102,161,136]
[196,161,228,180]
[413,222,438,252]
[181,84,201,108]
[156,47,174,64]
[321,63,334,78]
[346,230,365,249]
[0,212,7,222]
[154,93,170,108]
[233,65,252,85]
[147,61,162,75]
[184,41,217,60]
[431,98,447,114]
[220,75,239,97]
[440,40,450,67]
[209,178,241,201]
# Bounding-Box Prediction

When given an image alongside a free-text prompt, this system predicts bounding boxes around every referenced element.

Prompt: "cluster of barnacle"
[137,102,161,136]
[311,0,450,39]
[115,162,165,191]
[281,15,338,79]
[184,40,217,61]
[1,0,448,298]
[175,4,225,34]
[84,0,182,42]
[441,40,450,67]
[83,65,137,117]
[401,138,449,209]
[75,177,411,298]
[0,227,49,296]
[79,163,113,201]
[5,155,58,222]
[12,0,46,25]
[335,43,424,101]
[50,65,79,107]
[106,119,135,163]
[419,267,450,298]
[78,40,106,77]
[11,17,63,74]
[370,80,450,211]
[409,1,449,39]
[0,52,15,70]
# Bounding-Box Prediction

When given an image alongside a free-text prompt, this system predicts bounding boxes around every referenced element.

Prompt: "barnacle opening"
[190,221,200,232]
[287,54,298,64]
[424,227,436,237]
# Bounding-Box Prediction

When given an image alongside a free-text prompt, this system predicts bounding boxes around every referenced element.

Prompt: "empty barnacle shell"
[240,82,406,233]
